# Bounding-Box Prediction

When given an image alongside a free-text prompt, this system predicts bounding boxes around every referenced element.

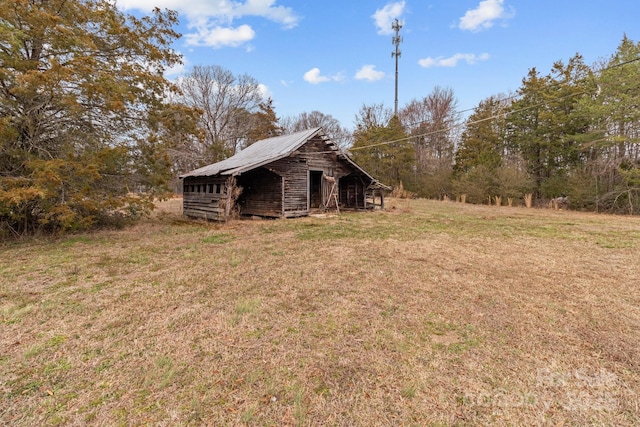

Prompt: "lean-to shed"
[179,127,389,220]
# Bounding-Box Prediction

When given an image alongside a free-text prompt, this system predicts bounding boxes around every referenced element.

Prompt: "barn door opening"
[309,170,323,209]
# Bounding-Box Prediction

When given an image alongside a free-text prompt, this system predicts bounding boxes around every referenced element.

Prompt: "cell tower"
[391,18,403,117]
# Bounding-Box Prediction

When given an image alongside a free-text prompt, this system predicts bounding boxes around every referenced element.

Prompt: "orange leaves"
[1,0,182,235]
[0,178,44,206]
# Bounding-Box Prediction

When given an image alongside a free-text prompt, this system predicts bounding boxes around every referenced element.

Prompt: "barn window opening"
[208,184,214,193]
[215,183,222,194]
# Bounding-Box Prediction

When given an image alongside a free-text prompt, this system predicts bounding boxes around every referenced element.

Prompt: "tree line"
[2,1,638,237]
[353,36,640,215]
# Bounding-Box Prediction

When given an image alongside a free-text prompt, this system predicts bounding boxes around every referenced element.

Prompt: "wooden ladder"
[323,176,340,213]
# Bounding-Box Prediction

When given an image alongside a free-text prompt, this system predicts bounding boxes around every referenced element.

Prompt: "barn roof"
[180,127,389,189]
[180,128,323,178]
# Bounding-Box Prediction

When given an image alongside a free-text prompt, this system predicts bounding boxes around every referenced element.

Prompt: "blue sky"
[116,0,640,131]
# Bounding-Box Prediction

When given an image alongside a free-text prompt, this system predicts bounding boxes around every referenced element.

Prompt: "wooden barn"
[179,127,389,220]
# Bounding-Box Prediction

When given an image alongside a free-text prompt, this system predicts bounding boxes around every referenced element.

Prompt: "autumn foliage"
[0,0,183,236]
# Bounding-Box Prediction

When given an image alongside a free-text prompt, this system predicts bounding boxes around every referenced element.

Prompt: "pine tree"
[0,0,182,235]
[245,98,282,146]
[351,115,414,189]
[575,36,640,212]
[454,96,506,175]
[507,55,591,198]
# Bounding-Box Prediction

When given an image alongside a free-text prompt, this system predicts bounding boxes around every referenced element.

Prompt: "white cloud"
[418,53,490,68]
[458,0,514,32]
[116,0,300,48]
[258,83,272,100]
[304,68,329,84]
[372,1,405,35]
[303,68,343,85]
[184,24,255,48]
[354,65,385,82]
[116,0,179,10]
[235,0,299,30]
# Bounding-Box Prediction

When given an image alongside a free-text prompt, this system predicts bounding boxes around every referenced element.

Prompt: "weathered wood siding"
[267,158,308,214]
[300,136,369,209]
[182,176,227,220]
[268,136,372,213]
[300,136,351,177]
[182,134,379,219]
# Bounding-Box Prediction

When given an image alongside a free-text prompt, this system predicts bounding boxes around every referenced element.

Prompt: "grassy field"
[1,198,639,426]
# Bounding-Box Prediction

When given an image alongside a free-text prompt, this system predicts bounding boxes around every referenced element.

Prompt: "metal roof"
[179,127,391,190]
[180,127,324,178]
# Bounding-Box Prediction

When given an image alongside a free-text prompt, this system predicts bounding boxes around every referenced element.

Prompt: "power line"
[348,90,589,152]
[401,56,640,130]
[356,55,640,151]
[297,55,640,155]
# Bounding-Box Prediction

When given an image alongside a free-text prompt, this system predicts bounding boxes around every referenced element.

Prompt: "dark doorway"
[236,168,283,217]
[309,170,323,209]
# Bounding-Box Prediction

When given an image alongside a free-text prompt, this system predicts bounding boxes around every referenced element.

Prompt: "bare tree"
[177,65,263,164]
[281,110,352,149]
[354,103,394,132]
[400,86,460,173]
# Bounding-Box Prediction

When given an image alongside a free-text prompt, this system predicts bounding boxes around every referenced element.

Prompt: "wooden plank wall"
[268,158,308,213]
[301,136,371,209]
[300,137,351,176]
[182,135,377,220]
[271,136,373,212]
[182,176,227,219]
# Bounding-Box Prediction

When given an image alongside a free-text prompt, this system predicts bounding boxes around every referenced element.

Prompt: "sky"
[115,0,640,131]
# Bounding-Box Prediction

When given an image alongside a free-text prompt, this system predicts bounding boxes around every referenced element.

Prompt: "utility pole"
[391,18,403,117]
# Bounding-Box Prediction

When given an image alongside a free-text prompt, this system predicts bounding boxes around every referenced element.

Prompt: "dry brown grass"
[2,198,640,426]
